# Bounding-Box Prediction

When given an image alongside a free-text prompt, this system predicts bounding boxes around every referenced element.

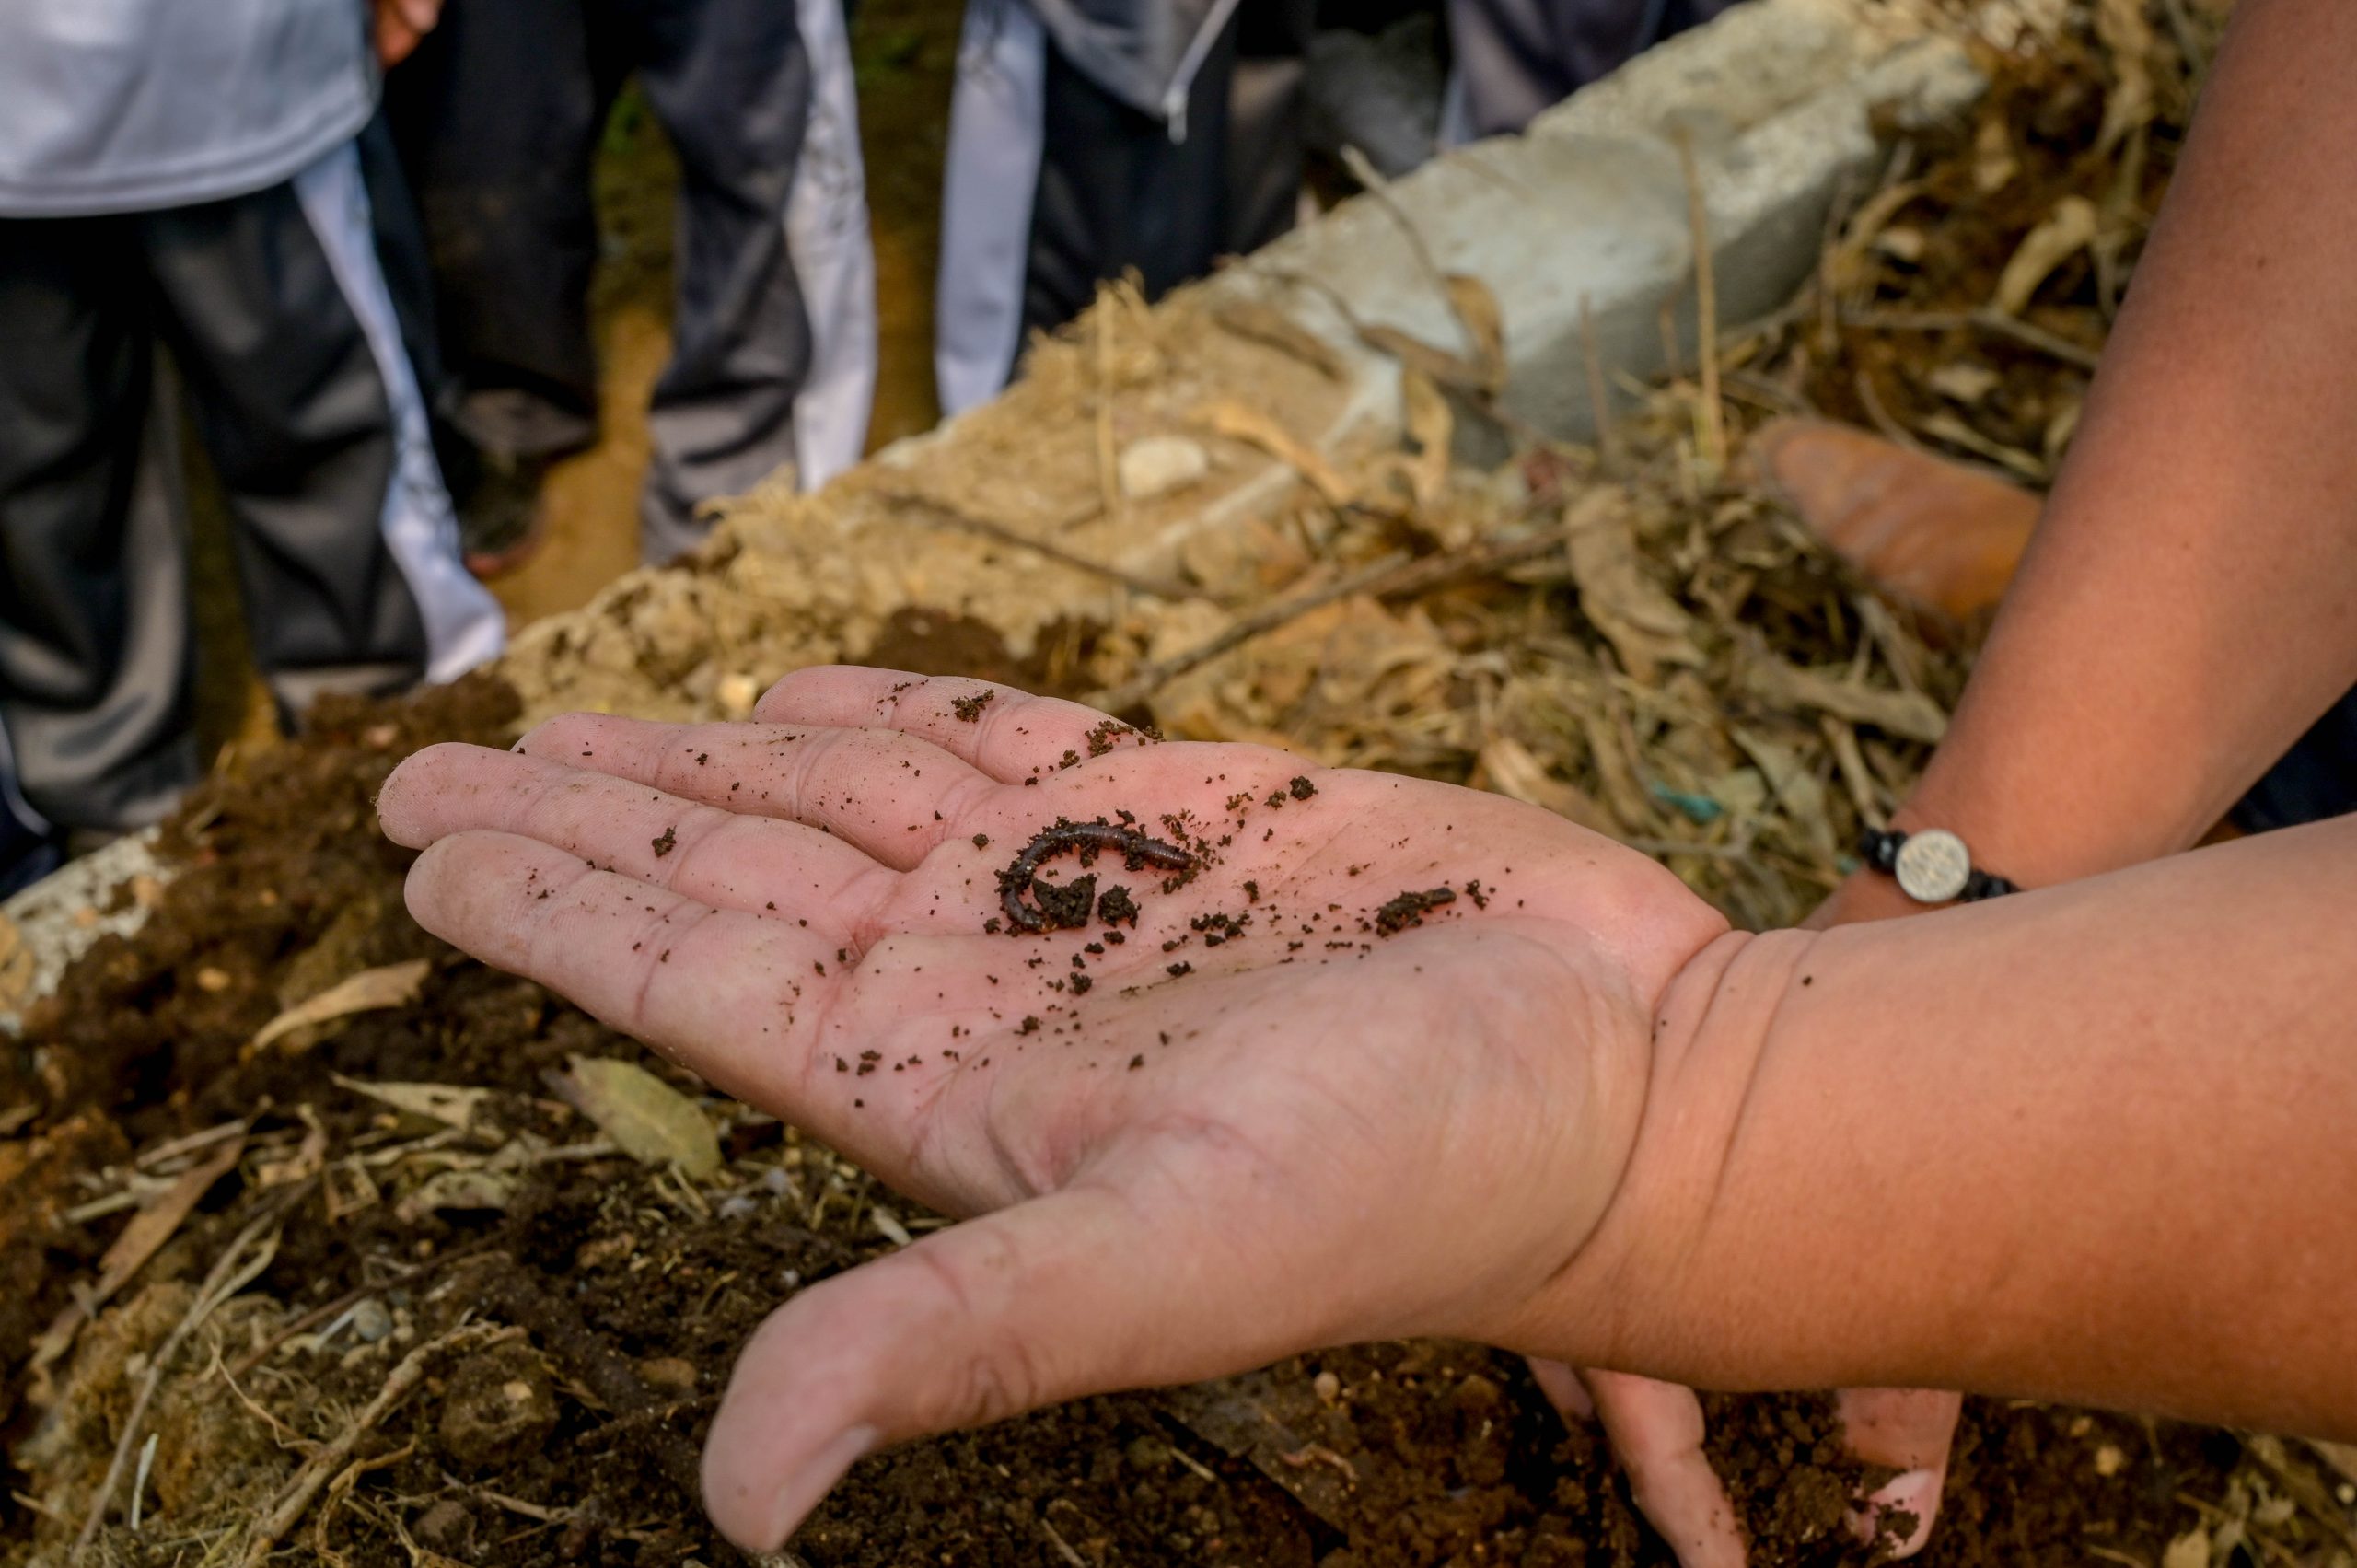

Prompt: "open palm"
[377,667,1729,1551]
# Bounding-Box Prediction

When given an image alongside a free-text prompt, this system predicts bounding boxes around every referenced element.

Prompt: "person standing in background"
[934,0,1315,417]
[385,0,877,569]
[0,0,505,888]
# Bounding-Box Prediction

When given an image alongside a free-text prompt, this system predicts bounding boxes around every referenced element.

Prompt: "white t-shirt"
[0,0,377,217]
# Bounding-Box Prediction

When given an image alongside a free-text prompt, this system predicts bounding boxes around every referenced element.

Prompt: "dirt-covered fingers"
[756,666,1157,784]
[381,741,891,922]
[1580,1371,1747,1568]
[1837,1387,1961,1556]
[401,831,845,1110]
[511,714,999,868]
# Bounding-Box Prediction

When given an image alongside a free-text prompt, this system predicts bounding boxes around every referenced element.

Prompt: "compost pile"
[7,4,2357,1566]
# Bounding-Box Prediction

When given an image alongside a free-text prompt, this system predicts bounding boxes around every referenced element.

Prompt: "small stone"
[194,966,233,993]
[412,1498,478,1560]
[1312,1370,1341,1404]
[637,1356,698,1395]
[349,1297,393,1342]
[1118,436,1212,501]
[2093,1443,2125,1477]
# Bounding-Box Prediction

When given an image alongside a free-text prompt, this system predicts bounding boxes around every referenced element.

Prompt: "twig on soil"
[234,1327,508,1568]
[1039,1515,1089,1568]
[876,489,1196,601]
[1089,527,1564,714]
[74,1187,303,1559]
[1671,129,1726,475]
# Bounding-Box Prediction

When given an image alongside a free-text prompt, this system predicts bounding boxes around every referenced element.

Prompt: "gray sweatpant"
[0,130,503,834]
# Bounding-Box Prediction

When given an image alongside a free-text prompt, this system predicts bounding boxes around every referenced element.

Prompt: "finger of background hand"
[512,714,996,869]
[1837,1387,1961,1558]
[756,666,1153,784]
[403,830,851,1110]
[1581,1370,1747,1568]
[702,1177,1291,1552]
[382,742,891,920]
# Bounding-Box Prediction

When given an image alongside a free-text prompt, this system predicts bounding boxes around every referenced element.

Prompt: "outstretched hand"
[378,667,1728,1551]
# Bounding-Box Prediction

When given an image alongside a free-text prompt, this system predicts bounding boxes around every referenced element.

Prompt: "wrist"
[1498,928,1818,1376]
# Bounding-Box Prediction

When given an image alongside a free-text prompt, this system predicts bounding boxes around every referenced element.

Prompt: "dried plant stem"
[1579,295,1618,470]
[878,490,1195,602]
[75,1190,302,1559]
[1671,130,1727,475]
[1091,527,1564,714]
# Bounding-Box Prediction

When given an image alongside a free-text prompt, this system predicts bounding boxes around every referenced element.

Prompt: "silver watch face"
[1893,829,1972,903]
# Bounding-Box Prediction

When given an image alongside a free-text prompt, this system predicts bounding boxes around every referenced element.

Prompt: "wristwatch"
[1858,827,2019,905]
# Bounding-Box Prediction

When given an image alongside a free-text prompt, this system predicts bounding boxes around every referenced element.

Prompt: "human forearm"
[1898,0,2357,885]
[1548,817,2357,1435]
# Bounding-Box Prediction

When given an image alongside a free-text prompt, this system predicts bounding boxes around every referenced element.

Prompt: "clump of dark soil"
[1373,886,1456,935]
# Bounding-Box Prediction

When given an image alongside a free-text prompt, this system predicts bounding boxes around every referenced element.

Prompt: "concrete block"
[1211,0,1985,447]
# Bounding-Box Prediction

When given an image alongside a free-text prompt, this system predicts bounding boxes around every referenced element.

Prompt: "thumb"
[702,1181,1283,1551]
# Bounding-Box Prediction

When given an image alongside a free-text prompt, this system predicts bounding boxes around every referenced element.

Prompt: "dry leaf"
[1192,401,1355,508]
[1476,738,1618,836]
[1564,492,1703,682]
[1740,650,1949,744]
[335,1074,493,1130]
[396,1167,518,1221]
[1732,728,1837,863]
[1992,196,2099,316]
[251,958,430,1051]
[1972,115,2019,195]
[2162,1527,2210,1568]
[1399,368,1454,512]
[28,1134,247,1373]
[547,1055,722,1179]
[2093,0,2157,155]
